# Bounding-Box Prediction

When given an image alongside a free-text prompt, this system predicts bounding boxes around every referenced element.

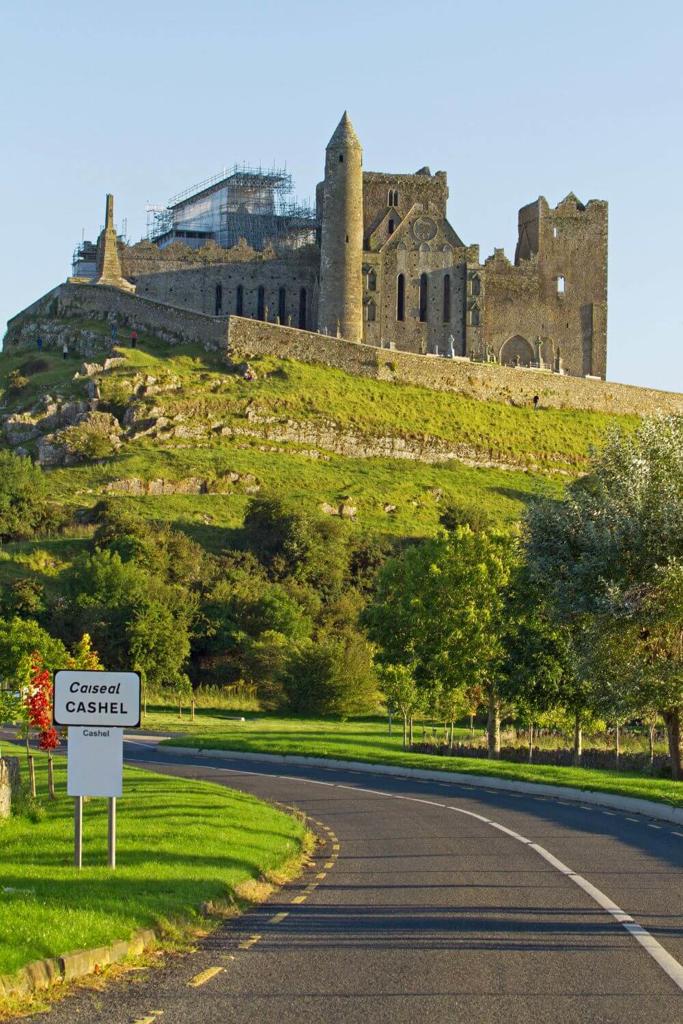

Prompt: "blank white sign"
[67,727,123,797]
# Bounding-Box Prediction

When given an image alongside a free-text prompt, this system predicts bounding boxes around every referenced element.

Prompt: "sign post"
[53,670,141,870]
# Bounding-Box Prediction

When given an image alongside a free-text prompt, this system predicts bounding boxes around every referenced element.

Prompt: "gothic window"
[388,189,399,206]
[339,154,344,162]
[470,305,480,327]
[368,268,377,291]
[443,274,451,322]
[299,287,307,328]
[471,274,481,296]
[278,287,287,324]
[388,219,395,235]
[236,284,244,316]
[556,275,565,294]
[397,274,405,321]
[419,273,428,322]
[214,283,223,316]
[257,285,265,320]
[367,300,376,322]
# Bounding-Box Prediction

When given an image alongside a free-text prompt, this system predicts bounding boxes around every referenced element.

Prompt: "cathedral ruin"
[35,112,610,379]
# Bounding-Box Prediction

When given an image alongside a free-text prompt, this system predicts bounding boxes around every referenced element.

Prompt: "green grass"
[0,742,306,977]
[152,711,683,808]
[0,321,638,559]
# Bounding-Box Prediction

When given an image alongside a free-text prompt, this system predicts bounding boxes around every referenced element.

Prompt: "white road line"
[127,754,683,993]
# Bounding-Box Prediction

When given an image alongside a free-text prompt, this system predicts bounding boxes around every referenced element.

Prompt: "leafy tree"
[0,616,68,688]
[526,416,683,776]
[379,663,423,749]
[0,453,53,541]
[282,628,377,717]
[365,527,517,757]
[439,500,491,534]
[243,495,348,598]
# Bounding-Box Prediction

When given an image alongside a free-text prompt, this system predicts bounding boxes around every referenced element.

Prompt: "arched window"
[298,287,307,328]
[367,300,376,322]
[278,286,287,324]
[442,274,451,323]
[368,268,377,291]
[236,284,244,316]
[396,274,405,321]
[257,285,265,320]
[387,189,399,207]
[388,219,395,235]
[339,153,344,163]
[214,283,223,316]
[471,274,481,296]
[419,273,428,322]
[470,305,480,327]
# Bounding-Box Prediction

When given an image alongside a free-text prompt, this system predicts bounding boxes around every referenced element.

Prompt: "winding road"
[29,740,683,1024]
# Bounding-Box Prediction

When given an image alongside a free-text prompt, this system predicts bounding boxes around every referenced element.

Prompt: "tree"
[526,415,683,776]
[282,629,377,717]
[379,664,423,749]
[365,527,517,757]
[0,452,54,541]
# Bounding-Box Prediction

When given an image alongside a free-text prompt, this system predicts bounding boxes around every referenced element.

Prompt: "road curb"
[0,926,159,1001]
[185,746,683,825]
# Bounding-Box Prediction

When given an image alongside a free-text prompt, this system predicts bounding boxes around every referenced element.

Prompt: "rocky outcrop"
[103,471,259,496]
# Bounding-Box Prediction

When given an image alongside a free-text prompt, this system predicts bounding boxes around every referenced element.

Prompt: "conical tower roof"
[326,111,361,150]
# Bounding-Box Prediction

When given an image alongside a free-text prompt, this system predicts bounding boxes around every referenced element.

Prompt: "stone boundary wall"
[228,316,683,416]
[6,283,230,352]
[5,286,682,416]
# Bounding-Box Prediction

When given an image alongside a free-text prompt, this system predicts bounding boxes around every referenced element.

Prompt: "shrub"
[7,369,29,393]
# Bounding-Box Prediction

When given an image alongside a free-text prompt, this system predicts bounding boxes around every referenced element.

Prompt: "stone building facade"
[60,113,610,379]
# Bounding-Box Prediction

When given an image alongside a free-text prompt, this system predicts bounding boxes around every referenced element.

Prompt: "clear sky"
[2,0,681,391]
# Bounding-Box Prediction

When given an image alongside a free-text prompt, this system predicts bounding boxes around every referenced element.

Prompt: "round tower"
[318,112,363,342]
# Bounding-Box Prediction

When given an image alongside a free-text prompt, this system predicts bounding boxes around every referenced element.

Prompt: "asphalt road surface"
[25,740,683,1024]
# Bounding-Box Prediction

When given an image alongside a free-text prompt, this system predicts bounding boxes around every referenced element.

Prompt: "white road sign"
[53,670,141,728]
[67,727,123,797]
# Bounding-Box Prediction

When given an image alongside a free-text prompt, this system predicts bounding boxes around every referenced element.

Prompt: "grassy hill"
[0,319,636,571]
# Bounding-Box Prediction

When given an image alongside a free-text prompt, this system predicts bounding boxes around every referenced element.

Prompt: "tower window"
[257,285,265,320]
[388,219,395,235]
[368,268,377,291]
[278,286,286,324]
[419,273,428,322]
[552,225,558,238]
[557,275,565,294]
[299,287,307,328]
[471,274,481,296]
[443,274,451,323]
[367,300,376,322]
[214,283,223,316]
[388,189,399,206]
[397,274,405,321]
[236,284,244,316]
[339,154,344,162]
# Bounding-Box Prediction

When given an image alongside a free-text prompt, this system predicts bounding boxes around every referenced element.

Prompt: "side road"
[157,742,683,826]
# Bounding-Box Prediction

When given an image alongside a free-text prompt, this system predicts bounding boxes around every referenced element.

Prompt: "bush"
[0,452,51,541]
[7,369,29,394]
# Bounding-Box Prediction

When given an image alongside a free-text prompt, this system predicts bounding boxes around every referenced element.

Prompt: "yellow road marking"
[316,872,327,880]
[238,934,262,949]
[132,1018,161,1024]
[188,966,223,987]
[304,884,317,893]
[324,860,334,869]
[269,911,289,924]
[332,843,340,852]
[290,894,307,903]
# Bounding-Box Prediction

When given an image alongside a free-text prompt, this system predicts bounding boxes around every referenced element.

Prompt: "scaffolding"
[146,164,317,252]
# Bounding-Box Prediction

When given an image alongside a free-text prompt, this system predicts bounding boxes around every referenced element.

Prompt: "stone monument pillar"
[94,194,135,292]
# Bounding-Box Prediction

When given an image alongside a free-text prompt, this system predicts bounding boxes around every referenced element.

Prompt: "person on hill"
[62,342,69,360]
[130,329,138,349]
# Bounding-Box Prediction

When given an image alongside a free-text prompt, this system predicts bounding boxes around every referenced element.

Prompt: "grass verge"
[153,712,683,808]
[0,742,307,978]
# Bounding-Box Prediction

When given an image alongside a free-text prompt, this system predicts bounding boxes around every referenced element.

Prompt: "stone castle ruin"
[5,110,616,398]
